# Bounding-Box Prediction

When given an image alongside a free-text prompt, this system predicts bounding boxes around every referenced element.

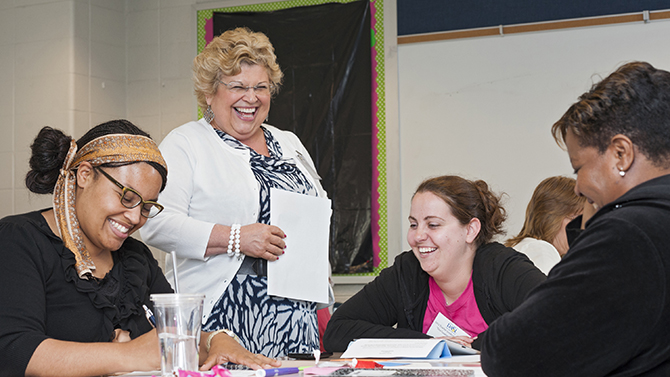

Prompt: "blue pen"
[143,304,156,327]
[255,367,300,377]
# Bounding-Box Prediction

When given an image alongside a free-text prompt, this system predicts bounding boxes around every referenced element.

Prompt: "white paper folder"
[341,339,453,359]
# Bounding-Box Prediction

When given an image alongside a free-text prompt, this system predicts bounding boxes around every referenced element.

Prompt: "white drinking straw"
[171,251,180,293]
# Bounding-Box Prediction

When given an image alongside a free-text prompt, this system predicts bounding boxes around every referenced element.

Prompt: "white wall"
[397,19,670,251]
[0,0,129,217]
[125,0,198,142]
[0,0,203,219]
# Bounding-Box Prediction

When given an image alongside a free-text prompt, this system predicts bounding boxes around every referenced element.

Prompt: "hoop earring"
[204,105,215,124]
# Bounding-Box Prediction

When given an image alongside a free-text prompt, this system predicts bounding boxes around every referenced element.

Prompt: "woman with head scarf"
[0,120,277,377]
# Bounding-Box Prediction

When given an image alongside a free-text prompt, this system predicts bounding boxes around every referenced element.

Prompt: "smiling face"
[407,191,479,277]
[75,162,162,257]
[206,63,271,145]
[565,129,628,208]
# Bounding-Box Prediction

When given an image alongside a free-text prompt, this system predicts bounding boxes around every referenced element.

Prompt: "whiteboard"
[397,19,670,252]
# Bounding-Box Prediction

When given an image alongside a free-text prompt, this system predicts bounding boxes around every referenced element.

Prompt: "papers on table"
[425,314,480,355]
[268,188,332,303]
[341,339,452,359]
[323,368,478,377]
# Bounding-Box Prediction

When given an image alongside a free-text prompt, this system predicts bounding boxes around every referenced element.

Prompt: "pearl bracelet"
[206,328,242,353]
[227,224,241,259]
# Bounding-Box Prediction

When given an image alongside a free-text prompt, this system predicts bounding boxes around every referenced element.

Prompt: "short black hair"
[552,61,670,168]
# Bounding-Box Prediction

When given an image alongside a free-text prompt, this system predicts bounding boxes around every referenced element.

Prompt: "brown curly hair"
[414,175,507,247]
[193,27,283,111]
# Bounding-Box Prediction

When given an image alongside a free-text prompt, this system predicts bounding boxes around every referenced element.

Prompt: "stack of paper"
[341,339,453,359]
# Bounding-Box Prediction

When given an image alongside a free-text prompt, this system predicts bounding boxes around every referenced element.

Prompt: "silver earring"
[204,105,215,124]
[618,168,626,177]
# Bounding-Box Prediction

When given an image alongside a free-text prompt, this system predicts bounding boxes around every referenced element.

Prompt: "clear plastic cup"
[150,293,205,377]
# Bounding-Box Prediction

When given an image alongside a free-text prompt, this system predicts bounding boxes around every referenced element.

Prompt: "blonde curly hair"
[193,27,283,111]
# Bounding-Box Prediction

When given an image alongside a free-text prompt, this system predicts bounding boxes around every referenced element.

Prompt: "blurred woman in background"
[505,176,585,274]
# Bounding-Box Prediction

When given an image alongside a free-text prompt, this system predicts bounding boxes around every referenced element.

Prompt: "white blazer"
[141,119,329,322]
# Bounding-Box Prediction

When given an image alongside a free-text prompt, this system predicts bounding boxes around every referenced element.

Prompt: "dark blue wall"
[397,0,670,36]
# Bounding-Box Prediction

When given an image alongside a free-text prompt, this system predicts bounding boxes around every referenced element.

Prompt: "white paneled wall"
[124,0,199,265]
[0,0,199,219]
[125,1,197,144]
[3,0,76,216]
[0,0,15,216]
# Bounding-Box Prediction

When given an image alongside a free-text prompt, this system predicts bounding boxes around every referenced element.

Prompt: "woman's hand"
[207,223,286,260]
[200,332,281,371]
[25,330,162,377]
[123,328,162,371]
[437,335,475,347]
[240,223,286,261]
[112,329,132,343]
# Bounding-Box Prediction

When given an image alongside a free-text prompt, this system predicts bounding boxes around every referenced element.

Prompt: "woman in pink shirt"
[323,175,546,351]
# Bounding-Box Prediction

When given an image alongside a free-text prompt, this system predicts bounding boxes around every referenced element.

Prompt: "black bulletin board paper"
[213,1,373,274]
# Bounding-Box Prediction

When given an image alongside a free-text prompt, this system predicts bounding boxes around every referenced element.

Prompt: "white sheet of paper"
[341,338,451,359]
[268,188,331,303]
[426,312,470,338]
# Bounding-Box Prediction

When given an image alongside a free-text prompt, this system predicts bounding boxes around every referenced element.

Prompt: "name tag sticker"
[426,312,469,338]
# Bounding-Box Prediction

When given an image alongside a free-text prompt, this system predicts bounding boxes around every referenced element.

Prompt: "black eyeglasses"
[95,167,164,218]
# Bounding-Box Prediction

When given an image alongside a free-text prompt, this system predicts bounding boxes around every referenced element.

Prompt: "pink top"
[423,275,488,337]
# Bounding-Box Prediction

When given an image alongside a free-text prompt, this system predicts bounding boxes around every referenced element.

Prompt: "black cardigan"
[323,242,546,352]
[480,174,670,376]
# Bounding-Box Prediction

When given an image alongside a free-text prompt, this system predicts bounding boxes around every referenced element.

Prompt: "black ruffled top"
[0,210,173,376]
[58,227,173,341]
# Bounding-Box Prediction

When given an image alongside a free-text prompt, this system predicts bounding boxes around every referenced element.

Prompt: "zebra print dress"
[203,126,320,357]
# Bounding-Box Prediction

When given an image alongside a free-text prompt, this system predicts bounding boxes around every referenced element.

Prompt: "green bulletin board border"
[196,0,387,276]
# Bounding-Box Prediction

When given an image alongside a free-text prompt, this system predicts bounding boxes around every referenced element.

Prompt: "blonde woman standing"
[141,28,329,358]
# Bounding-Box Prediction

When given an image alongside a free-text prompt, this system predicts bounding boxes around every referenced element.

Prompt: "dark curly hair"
[552,61,670,168]
[25,119,167,194]
[414,175,507,247]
